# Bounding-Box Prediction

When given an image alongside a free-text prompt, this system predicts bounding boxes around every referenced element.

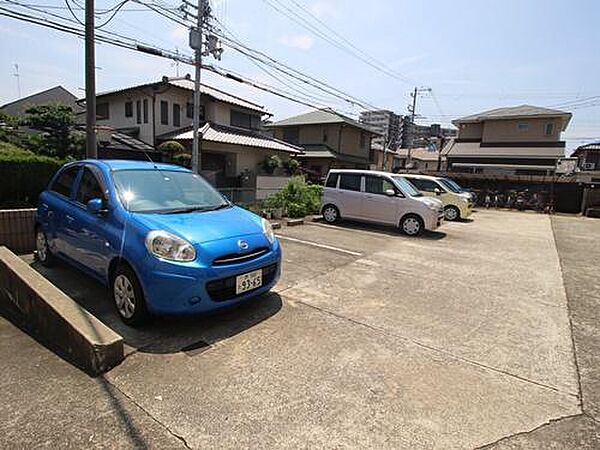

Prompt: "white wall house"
[92,75,301,187]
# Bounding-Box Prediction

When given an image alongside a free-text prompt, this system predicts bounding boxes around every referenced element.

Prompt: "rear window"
[51,166,80,198]
[325,173,338,188]
[339,174,361,191]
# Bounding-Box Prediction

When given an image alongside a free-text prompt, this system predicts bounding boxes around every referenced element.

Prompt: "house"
[269,109,379,178]
[572,140,600,172]
[369,143,397,172]
[91,75,302,187]
[443,105,572,176]
[0,86,84,118]
[395,147,443,173]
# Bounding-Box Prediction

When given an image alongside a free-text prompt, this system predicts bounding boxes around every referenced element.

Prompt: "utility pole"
[406,87,431,169]
[190,0,207,174]
[85,0,97,158]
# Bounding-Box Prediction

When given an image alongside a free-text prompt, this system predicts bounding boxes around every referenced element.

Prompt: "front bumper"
[423,209,444,231]
[139,240,282,316]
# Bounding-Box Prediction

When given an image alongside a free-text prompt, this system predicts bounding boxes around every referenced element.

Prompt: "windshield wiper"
[163,203,231,214]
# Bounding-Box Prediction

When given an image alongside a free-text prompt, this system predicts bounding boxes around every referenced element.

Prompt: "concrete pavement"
[2,209,599,448]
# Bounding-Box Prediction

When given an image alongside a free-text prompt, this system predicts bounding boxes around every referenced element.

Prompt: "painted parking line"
[275,235,362,256]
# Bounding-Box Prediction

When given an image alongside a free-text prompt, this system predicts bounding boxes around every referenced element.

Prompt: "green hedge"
[0,142,66,208]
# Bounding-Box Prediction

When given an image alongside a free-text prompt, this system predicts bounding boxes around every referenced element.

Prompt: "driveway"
[3,209,599,448]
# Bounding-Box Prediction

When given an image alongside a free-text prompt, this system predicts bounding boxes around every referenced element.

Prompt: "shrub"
[264,176,324,218]
[262,155,281,174]
[158,140,186,155]
[283,158,300,175]
[0,142,66,208]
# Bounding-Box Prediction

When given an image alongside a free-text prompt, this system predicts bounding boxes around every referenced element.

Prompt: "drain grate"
[181,339,211,357]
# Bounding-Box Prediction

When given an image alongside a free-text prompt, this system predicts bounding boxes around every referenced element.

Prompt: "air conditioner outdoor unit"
[583,162,596,170]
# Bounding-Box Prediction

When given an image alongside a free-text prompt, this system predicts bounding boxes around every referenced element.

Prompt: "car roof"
[81,159,191,172]
[395,173,441,181]
[328,169,396,177]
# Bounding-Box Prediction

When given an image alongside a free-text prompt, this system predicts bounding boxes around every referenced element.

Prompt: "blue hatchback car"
[35,160,281,326]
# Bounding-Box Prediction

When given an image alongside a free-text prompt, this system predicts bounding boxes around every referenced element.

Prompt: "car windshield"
[391,176,423,197]
[112,169,229,214]
[439,178,463,194]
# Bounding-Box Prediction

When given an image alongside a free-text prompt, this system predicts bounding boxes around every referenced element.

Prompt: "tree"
[22,104,84,159]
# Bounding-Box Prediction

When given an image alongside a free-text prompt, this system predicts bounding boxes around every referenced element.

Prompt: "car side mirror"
[87,198,106,215]
[434,188,442,196]
[385,189,396,197]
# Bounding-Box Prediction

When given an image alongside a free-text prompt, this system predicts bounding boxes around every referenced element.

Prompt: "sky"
[1,0,599,152]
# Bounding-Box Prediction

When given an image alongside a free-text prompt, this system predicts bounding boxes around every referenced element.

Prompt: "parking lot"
[4,209,600,449]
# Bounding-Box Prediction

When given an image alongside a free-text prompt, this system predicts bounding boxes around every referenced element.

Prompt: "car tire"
[112,263,149,327]
[35,228,55,267]
[400,214,424,236]
[444,205,461,221]
[322,204,340,224]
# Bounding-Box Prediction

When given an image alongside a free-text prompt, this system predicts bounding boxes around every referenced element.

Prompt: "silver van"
[321,169,444,236]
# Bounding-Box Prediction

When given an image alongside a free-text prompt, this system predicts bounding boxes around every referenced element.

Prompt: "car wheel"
[400,215,424,236]
[322,204,340,224]
[35,229,55,266]
[444,205,460,221]
[112,264,148,327]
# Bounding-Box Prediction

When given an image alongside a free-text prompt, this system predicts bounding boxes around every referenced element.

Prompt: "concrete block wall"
[0,209,36,255]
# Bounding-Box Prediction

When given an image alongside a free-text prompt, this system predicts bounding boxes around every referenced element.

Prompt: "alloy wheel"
[114,274,136,319]
[445,207,459,221]
[323,206,338,223]
[403,217,421,235]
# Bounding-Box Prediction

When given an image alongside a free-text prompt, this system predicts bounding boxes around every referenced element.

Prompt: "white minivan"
[321,169,445,236]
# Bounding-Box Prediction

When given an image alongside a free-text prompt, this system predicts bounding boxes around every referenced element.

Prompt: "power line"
[0,6,358,118]
[274,0,415,85]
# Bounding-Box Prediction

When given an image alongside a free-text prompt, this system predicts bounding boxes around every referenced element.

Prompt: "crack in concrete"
[472,413,584,449]
[289,297,579,399]
[104,378,193,450]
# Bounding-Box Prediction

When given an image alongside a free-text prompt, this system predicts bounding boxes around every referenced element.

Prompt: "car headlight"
[145,230,196,262]
[262,218,275,244]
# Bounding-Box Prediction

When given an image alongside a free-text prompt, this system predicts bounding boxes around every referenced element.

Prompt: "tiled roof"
[94,77,267,114]
[270,109,379,134]
[163,122,302,154]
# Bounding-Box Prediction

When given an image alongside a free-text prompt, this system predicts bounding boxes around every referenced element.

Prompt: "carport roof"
[443,140,565,158]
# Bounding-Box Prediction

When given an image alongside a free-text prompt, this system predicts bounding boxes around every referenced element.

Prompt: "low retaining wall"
[0,208,36,255]
[0,246,123,375]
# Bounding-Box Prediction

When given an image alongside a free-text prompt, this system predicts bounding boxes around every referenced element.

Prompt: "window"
[160,100,168,125]
[125,101,133,118]
[339,174,361,191]
[365,176,395,195]
[323,129,328,143]
[230,110,260,129]
[136,100,141,124]
[143,99,148,124]
[545,123,554,136]
[517,123,529,131]
[186,102,204,120]
[409,178,442,193]
[51,166,80,198]
[325,173,338,188]
[173,103,181,127]
[283,127,300,145]
[96,103,109,120]
[76,168,104,205]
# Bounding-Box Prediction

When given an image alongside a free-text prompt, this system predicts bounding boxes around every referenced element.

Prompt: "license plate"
[235,269,263,294]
